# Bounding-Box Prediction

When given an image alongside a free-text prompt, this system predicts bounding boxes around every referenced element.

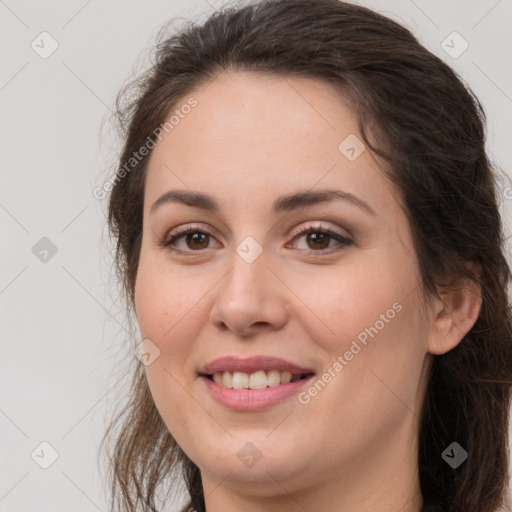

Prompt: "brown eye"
[159,227,217,255]
[159,223,353,256]
[184,232,210,250]
[291,225,353,253]
[304,232,331,250]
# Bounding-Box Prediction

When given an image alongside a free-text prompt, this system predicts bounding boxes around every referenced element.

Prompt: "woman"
[100,1,512,511]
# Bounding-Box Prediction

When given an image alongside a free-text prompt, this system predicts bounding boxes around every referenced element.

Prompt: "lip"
[198,355,316,411]
[198,355,315,375]
[200,373,316,411]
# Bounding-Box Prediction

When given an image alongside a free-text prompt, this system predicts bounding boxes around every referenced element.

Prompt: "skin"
[134,71,482,512]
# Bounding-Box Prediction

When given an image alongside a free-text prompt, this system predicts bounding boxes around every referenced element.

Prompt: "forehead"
[144,71,398,218]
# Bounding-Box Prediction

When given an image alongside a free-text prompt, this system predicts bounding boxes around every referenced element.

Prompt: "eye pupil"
[187,232,208,249]
[307,232,329,249]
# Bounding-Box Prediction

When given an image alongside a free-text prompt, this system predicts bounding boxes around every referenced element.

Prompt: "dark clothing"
[422,503,445,512]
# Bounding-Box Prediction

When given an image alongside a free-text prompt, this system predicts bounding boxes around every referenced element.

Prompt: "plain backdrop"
[1,1,511,511]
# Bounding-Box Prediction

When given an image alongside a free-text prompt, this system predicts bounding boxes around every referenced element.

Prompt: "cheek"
[134,255,210,381]
[311,256,424,403]
[308,265,407,353]
[134,255,190,340]
[134,260,206,449]
[311,282,424,446]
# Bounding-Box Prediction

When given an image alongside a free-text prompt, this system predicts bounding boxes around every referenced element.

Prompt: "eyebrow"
[149,188,376,217]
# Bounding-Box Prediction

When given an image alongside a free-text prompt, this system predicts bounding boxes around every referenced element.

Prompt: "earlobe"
[427,269,482,356]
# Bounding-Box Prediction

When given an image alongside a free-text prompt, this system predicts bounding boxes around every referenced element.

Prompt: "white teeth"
[222,371,233,388]
[249,370,268,389]
[210,370,306,389]
[267,370,281,387]
[232,371,249,389]
[280,371,292,384]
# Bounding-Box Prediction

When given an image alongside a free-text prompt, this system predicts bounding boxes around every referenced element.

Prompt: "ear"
[427,263,482,356]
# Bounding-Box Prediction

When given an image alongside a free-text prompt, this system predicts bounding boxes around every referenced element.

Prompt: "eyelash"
[158,223,353,256]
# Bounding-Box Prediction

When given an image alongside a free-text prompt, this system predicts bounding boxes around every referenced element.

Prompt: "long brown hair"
[100,1,512,510]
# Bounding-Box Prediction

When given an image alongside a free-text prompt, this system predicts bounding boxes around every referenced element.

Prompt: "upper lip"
[199,356,316,375]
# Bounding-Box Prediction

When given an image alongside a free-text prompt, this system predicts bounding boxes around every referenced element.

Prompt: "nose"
[210,249,288,338]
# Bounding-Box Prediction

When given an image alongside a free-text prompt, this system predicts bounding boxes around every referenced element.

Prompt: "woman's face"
[135,71,435,503]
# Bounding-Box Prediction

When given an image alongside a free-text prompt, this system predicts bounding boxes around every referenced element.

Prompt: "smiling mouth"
[200,370,315,390]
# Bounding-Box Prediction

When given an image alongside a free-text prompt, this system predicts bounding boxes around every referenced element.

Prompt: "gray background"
[1,0,511,510]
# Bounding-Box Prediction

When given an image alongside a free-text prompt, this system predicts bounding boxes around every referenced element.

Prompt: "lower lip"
[200,374,315,411]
